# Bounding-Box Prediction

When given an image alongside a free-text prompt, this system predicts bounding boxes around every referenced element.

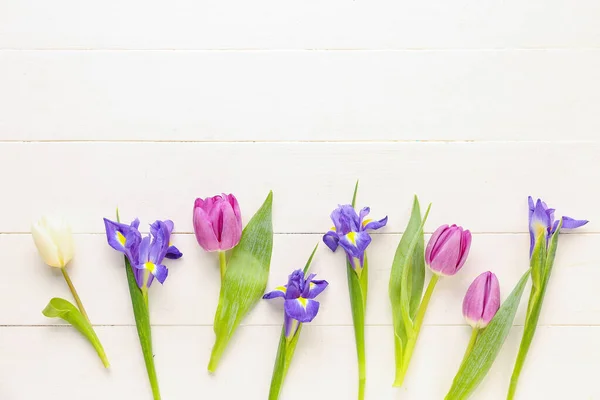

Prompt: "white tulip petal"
[31,221,62,267]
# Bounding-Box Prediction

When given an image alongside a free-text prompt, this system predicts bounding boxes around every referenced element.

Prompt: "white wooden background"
[1,1,599,399]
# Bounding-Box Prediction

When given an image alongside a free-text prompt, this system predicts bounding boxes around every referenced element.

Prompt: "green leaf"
[347,258,367,400]
[388,197,424,362]
[208,191,274,372]
[117,211,161,399]
[389,197,431,386]
[124,256,161,399]
[348,179,366,399]
[507,220,561,400]
[42,297,110,368]
[268,325,303,400]
[268,246,318,400]
[543,219,562,287]
[445,269,531,400]
[302,243,319,276]
[351,180,359,208]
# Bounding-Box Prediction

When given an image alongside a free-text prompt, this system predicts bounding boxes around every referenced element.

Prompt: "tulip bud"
[463,271,500,329]
[425,224,472,276]
[31,216,75,268]
[193,194,242,252]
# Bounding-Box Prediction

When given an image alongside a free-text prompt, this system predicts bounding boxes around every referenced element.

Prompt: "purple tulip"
[425,224,472,276]
[193,194,242,252]
[463,271,500,329]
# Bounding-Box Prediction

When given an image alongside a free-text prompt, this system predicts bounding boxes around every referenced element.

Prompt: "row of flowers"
[30,187,587,400]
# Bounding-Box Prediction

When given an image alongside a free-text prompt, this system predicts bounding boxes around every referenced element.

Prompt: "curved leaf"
[42,297,109,368]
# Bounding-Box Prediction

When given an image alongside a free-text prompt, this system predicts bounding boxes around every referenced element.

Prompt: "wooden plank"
[1,0,599,50]
[1,325,597,399]
[6,232,597,326]
[0,142,595,233]
[1,50,599,141]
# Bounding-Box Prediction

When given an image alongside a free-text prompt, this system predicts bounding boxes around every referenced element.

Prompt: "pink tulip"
[463,271,500,329]
[425,224,472,276]
[193,194,242,252]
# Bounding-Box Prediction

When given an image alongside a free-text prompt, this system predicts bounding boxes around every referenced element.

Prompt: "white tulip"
[31,216,75,268]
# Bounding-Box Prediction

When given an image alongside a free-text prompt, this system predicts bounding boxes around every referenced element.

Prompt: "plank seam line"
[0,232,595,236]
[1,48,600,52]
[0,140,598,144]
[0,323,594,328]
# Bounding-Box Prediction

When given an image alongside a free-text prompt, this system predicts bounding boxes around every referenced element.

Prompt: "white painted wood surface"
[1,1,599,399]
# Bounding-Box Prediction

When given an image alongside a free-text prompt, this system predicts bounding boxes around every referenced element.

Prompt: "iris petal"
[263,286,287,299]
[284,298,320,323]
[306,279,328,299]
[165,245,183,259]
[323,231,340,252]
[363,216,388,231]
[561,216,588,230]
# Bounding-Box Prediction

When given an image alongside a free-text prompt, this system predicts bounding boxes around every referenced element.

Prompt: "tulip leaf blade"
[268,246,318,400]
[445,269,531,400]
[42,297,110,368]
[209,191,274,372]
[389,196,430,386]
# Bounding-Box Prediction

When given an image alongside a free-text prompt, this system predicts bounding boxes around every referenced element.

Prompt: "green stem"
[397,274,439,385]
[61,267,90,323]
[460,328,480,368]
[218,251,227,281]
[507,291,542,400]
[347,265,367,400]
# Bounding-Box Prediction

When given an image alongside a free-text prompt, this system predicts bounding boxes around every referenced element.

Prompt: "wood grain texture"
[1,0,599,50]
[0,50,599,141]
[3,0,600,398]
[5,233,597,327]
[0,142,595,233]
[1,325,598,399]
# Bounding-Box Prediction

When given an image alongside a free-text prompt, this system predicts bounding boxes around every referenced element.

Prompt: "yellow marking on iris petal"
[144,261,156,273]
[346,231,357,245]
[330,226,336,232]
[297,297,308,308]
[275,286,287,294]
[532,221,547,238]
[362,219,373,227]
[309,282,315,290]
[116,231,127,246]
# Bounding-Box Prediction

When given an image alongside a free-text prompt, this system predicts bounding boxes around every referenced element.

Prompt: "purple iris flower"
[103,218,183,288]
[152,220,183,260]
[103,218,142,264]
[528,196,588,256]
[263,269,328,339]
[322,205,387,272]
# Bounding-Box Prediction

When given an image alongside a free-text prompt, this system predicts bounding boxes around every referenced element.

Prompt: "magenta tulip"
[463,271,500,329]
[425,224,472,276]
[193,194,242,252]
